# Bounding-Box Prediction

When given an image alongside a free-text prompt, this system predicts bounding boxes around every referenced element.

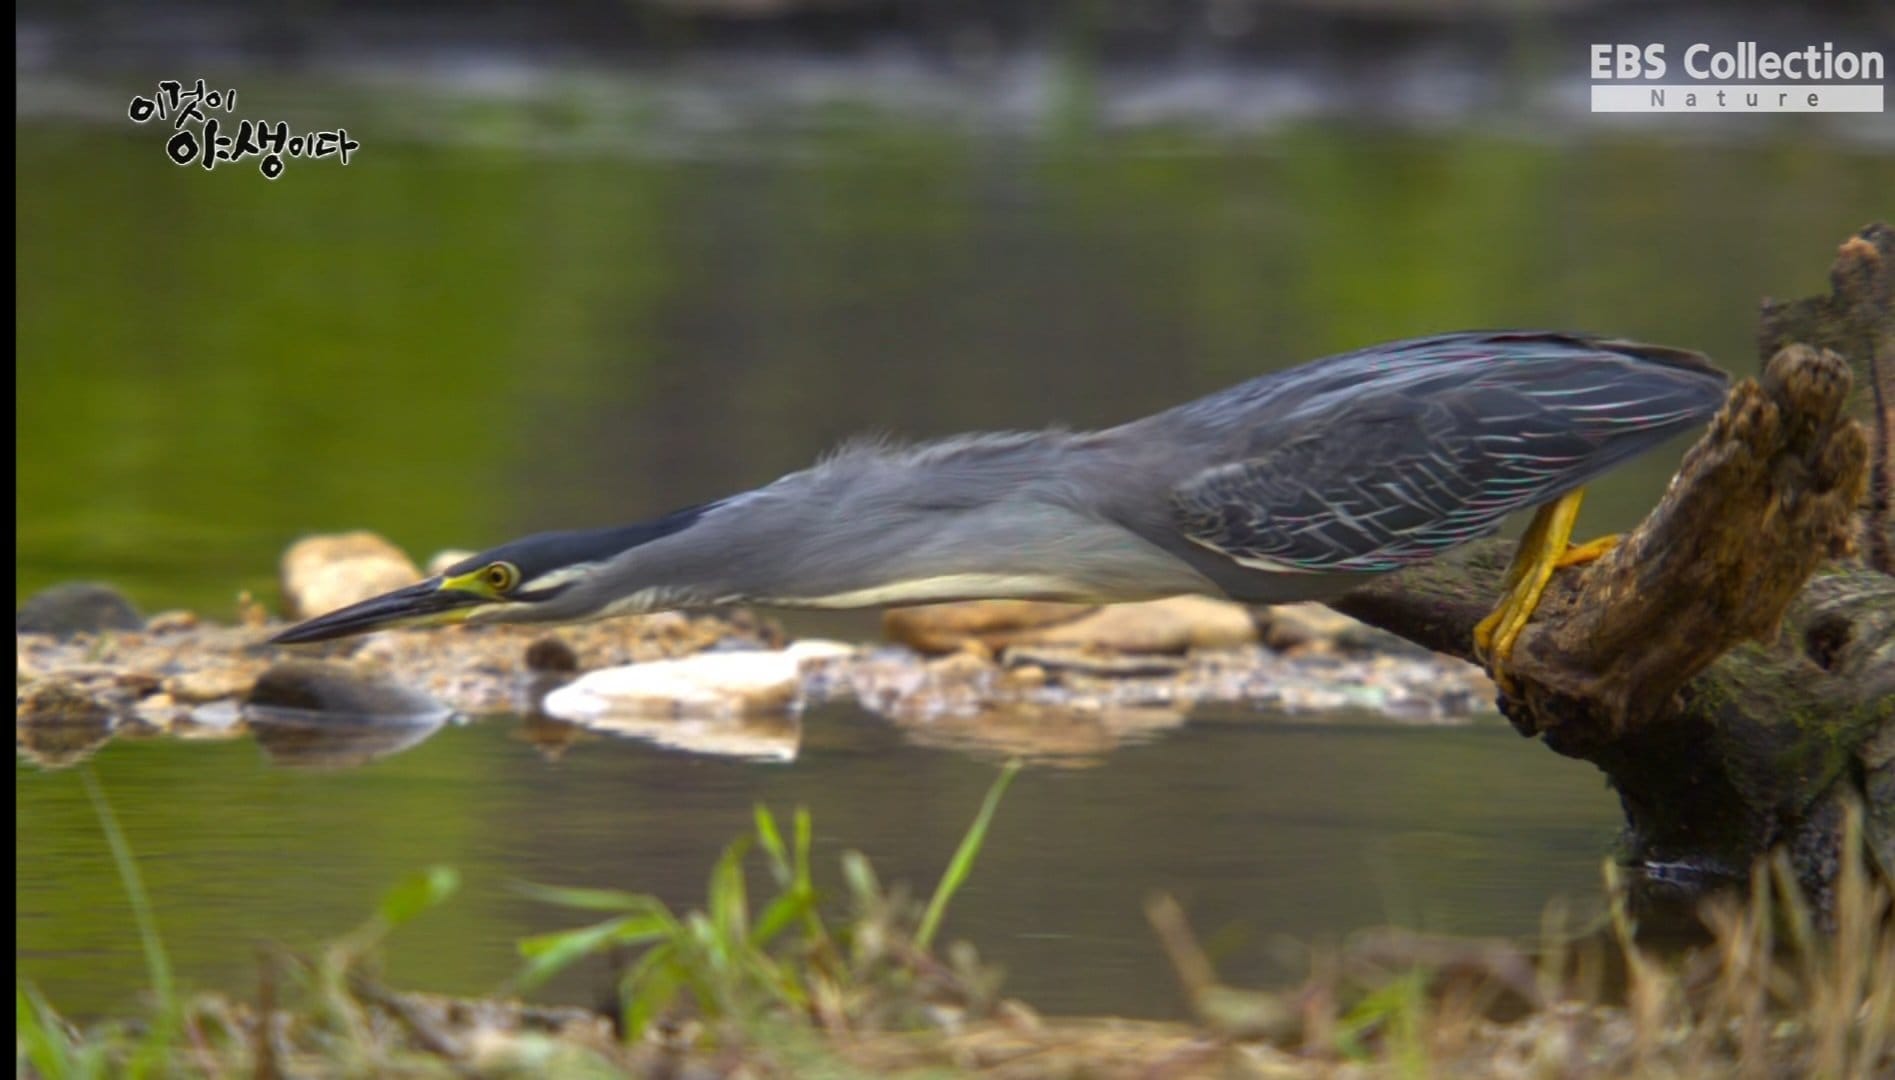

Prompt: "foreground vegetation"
[16,762,1893,1079]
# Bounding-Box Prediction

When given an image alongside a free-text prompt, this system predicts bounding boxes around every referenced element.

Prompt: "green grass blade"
[514,881,665,913]
[80,767,173,1010]
[916,760,1021,952]
[517,915,673,960]
[794,807,814,888]
[685,912,726,974]
[841,851,880,907]
[620,946,684,1042]
[791,807,835,949]
[754,804,791,885]
[17,983,85,1080]
[751,885,816,948]
[376,866,460,929]
[515,915,671,990]
[737,939,805,1013]
[709,837,751,948]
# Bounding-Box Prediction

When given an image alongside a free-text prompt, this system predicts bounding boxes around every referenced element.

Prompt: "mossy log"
[1331,223,1895,916]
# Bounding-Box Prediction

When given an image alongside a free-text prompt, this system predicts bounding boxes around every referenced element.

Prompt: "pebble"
[1027,596,1258,652]
[243,661,451,767]
[279,532,421,619]
[15,582,144,638]
[542,651,804,719]
[884,600,1095,653]
[172,700,246,738]
[144,610,200,634]
[245,659,450,719]
[524,636,579,673]
[1258,602,1396,653]
[884,596,1257,655]
[166,664,260,704]
[132,692,188,730]
[1007,663,1048,689]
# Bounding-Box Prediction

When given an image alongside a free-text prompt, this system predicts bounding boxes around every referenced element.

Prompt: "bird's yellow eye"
[484,562,519,592]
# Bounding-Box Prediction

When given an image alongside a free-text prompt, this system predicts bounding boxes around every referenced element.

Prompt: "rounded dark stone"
[16,583,145,638]
[245,660,444,718]
[243,661,450,768]
[524,636,579,673]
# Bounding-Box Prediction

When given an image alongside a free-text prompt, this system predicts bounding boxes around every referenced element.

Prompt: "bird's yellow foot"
[1474,490,1613,694]
[1554,533,1619,568]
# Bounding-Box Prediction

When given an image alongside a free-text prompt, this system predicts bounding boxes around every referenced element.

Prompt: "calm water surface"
[18,704,1621,1020]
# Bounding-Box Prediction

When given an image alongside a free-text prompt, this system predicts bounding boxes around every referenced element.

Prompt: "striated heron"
[272,331,1728,685]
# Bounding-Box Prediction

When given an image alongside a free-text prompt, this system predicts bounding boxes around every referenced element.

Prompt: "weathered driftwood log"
[1760,223,1895,576]
[1331,223,1895,915]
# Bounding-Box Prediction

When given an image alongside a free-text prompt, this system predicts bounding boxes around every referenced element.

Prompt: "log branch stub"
[1509,345,1868,733]
[1761,222,1894,574]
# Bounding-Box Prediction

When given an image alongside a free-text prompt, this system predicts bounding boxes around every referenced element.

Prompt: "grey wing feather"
[1164,331,1727,575]
[1171,389,1661,574]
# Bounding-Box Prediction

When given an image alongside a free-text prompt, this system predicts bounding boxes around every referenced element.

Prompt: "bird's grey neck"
[587,431,1218,613]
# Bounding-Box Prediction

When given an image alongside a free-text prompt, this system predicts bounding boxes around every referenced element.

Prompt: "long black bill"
[269,578,483,644]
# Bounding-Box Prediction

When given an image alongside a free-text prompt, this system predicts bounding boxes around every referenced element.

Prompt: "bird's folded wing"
[1168,396,1598,574]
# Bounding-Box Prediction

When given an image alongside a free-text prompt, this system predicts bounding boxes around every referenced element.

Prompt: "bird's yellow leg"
[1473,488,1588,691]
[1472,495,1567,657]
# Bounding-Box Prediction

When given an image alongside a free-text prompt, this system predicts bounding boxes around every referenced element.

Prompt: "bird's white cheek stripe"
[521,565,596,593]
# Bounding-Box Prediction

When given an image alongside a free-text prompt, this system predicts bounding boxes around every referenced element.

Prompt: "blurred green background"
[18,115,1890,617]
[16,0,1895,1030]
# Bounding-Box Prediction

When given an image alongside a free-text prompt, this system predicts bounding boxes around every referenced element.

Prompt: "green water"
[18,707,1621,1020]
[16,104,1894,1023]
[18,120,1892,617]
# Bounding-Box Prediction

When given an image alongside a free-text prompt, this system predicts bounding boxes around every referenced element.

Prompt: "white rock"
[569,711,801,762]
[785,639,856,665]
[177,699,245,736]
[543,650,803,719]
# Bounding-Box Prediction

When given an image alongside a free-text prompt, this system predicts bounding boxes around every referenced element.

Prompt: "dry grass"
[1131,800,1893,1080]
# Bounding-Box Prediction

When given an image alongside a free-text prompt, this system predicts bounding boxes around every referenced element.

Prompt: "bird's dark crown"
[443,500,720,585]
